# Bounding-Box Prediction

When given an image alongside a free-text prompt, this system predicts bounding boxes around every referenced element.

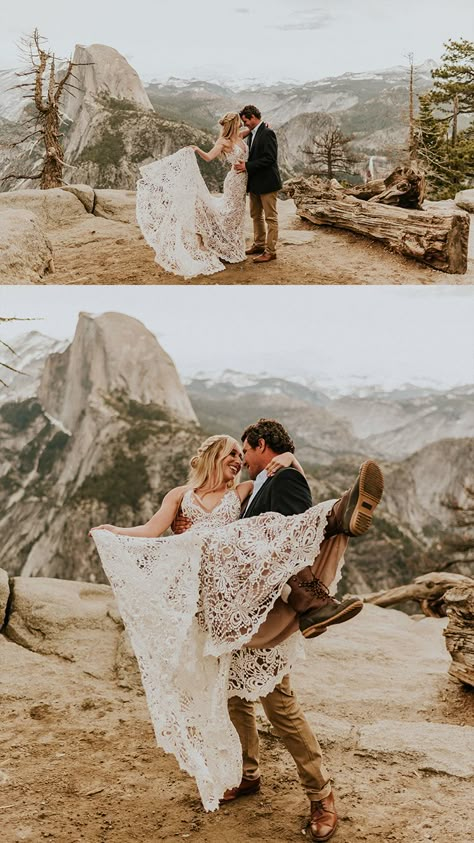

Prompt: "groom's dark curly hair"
[241,419,295,454]
[239,105,261,120]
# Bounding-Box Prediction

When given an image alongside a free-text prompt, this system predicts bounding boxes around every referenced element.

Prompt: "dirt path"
[3,699,472,843]
[41,200,474,285]
[1,603,473,843]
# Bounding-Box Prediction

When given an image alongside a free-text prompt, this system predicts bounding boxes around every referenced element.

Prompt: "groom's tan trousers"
[228,674,331,800]
[227,533,348,801]
[249,191,279,255]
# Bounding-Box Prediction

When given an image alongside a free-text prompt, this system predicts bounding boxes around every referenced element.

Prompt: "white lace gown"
[136,145,248,279]
[93,490,345,811]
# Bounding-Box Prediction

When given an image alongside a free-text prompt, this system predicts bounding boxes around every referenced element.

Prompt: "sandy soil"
[1,602,473,843]
[41,200,474,286]
[2,699,473,843]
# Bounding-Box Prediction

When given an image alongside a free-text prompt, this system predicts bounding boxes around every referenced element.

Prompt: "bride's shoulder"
[235,480,253,502]
[166,484,192,503]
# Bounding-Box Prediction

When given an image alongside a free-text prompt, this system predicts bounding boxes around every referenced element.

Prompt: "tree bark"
[285,176,469,273]
[444,585,474,687]
[362,572,474,616]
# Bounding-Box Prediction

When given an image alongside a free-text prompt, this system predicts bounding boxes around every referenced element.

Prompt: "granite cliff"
[0,312,200,580]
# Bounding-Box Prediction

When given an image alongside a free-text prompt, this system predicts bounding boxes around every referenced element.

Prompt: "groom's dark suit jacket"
[246,123,283,196]
[242,467,312,519]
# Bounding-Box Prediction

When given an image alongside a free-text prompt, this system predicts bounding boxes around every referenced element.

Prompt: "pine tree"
[416,94,448,196]
[417,39,474,197]
[430,38,474,145]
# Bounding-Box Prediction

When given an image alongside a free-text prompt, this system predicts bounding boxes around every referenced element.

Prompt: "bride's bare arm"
[266,452,306,477]
[239,128,251,138]
[191,140,225,162]
[90,486,187,538]
[236,480,253,503]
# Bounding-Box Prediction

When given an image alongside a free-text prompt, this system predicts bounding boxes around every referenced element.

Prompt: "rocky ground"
[1,188,473,285]
[1,574,473,843]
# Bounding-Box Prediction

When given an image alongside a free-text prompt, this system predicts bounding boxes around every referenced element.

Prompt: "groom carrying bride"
[234,105,282,264]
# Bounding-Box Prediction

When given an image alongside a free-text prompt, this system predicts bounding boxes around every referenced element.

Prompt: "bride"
[91,435,382,810]
[136,112,249,279]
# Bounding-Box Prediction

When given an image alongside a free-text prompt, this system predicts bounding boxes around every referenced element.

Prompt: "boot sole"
[346,460,384,537]
[301,600,363,639]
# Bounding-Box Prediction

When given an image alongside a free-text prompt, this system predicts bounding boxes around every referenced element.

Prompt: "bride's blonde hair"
[218,112,241,148]
[188,435,242,490]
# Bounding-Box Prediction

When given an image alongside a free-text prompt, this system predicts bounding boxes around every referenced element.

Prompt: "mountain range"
[0,316,472,598]
[0,45,226,192]
[0,46,437,190]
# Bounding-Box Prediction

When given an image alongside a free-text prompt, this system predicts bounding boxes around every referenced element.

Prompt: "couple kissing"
[136,105,282,279]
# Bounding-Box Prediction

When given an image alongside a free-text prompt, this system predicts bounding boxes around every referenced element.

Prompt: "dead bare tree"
[1,30,89,189]
[407,52,417,163]
[303,126,357,180]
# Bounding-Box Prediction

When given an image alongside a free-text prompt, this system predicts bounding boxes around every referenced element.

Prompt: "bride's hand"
[266,452,295,476]
[89,525,118,536]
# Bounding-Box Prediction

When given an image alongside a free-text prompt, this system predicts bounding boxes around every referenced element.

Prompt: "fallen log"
[284,181,470,274]
[444,585,474,687]
[345,166,426,209]
[286,166,426,209]
[362,572,474,617]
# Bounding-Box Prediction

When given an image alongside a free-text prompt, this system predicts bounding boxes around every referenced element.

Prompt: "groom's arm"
[245,130,278,175]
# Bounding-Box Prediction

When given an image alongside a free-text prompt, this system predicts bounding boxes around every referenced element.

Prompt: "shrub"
[0,400,43,431]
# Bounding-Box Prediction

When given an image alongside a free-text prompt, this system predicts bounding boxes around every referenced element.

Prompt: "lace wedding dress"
[136,144,248,278]
[92,490,345,811]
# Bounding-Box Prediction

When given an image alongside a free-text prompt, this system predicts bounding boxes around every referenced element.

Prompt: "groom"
[224,418,338,841]
[224,418,383,842]
[234,105,282,263]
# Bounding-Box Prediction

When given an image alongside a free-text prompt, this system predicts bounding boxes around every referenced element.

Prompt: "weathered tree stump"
[284,175,470,274]
[345,166,426,208]
[444,585,474,687]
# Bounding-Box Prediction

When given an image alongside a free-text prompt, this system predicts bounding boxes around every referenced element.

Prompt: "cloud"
[273,8,334,31]
[234,7,250,13]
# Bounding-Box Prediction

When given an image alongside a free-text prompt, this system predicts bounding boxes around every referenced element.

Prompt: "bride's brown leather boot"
[287,567,363,639]
[324,460,384,538]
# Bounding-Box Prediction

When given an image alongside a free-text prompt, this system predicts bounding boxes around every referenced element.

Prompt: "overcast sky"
[1,1,473,82]
[1,286,473,390]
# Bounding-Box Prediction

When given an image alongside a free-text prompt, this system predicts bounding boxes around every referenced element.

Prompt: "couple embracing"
[136,105,282,278]
[92,418,384,841]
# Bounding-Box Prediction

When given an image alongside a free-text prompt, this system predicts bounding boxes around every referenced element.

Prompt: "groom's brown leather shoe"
[308,791,338,841]
[253,251,276,263]
[220,775,261,803]
[245,245,265,255]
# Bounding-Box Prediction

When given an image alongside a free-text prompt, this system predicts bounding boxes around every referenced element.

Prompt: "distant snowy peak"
[5,330,67,368]
[185,369,459,400]
[148,59,437,92]
[187,369,268,389]
[0,68,27,122]
[0,331,68,404]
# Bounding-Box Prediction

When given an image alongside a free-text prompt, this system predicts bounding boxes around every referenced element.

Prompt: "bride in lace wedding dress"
[136,112,248,278]
[91,435,351,811]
